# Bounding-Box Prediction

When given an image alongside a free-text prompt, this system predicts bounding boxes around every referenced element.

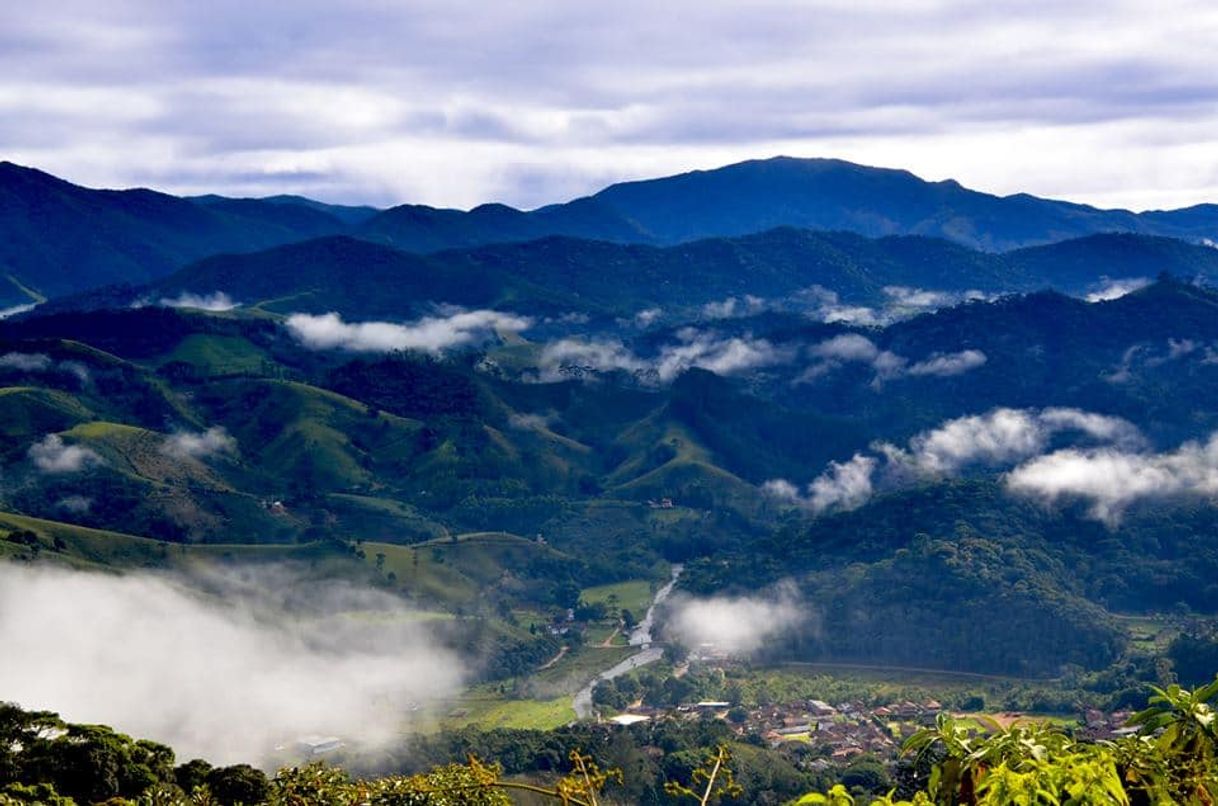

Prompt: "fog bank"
[0,564,463,765]
[665,584,807,655]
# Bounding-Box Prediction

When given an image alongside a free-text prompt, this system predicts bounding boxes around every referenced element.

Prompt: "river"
[573,563,682,720]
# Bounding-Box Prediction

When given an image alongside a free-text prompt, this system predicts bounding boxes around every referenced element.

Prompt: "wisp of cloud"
[160,291,240,311]
[764,406,1144,515]
[28,434,103,474]
[287,309,532,354]
[162,426,237,460]
[664,584,806,656]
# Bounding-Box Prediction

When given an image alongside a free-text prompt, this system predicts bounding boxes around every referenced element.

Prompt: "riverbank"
[573,564,683,719]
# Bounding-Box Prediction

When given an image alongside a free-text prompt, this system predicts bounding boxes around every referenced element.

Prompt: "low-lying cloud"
[159,291,240,312]
[0,303,38,320]
[665,584,806,656]
[765,407,1144,515]
[536,329,789,383]
[1106,338,1217,383]
[0,564,464,766]
[899,407,1144,476]
[162,426,237,460]
[28,434,103,474]
[0,351,53,371]
[701,295,766,320]
[633,307,663,328]
[799,334,986,386]
[1007,433,1218,526]
[287,309,532,354]
[799,285,989,327]
[906,349,987,377]
[1085,277,1151,303]
[0,352,91,383]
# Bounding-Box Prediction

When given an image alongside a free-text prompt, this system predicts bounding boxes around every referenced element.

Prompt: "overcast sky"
[3,1,1216,211]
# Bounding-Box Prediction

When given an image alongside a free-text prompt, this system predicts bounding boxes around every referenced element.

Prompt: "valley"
[3,157,1218,803]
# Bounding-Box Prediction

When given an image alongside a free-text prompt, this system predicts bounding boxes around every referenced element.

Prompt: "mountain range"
[5,156,1218,306]
[7,155,1218,683]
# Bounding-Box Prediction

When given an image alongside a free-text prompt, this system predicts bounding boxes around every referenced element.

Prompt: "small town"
[604,694,1139,766]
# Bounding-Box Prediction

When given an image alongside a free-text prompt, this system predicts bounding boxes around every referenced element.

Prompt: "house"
[808,699,836,716]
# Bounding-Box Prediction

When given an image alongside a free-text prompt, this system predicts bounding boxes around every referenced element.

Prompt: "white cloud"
[28,434,103,474]
[0,352,90,383]
[1085,277,1151,303]
[807,454,877,513]
[798,334,897,383]
[0,564,463,765]
[769,406,1145,515]
[655,331,787,380]
[159,291,239,311]
[1007,433,1218,525]
[906,349,988,377]
[0,352,53,371]
[162,426,237,460]
[536,329,788,383]
[8,2,1218,212]
[634,307,662,327]
[799,334,985,385]
[0,303,38,320]
[665,584,805,655]
[701,295,766,319]
[286,309,532,354]
[760,478,802,502]
[809,333,880,363]
[1106,338,1216,382]
[798,286,882,326]
[764,454,877,514]
[901,407,1143,475]
[882,286,965,311]
[798,286,992,329]
[536,337,646,381]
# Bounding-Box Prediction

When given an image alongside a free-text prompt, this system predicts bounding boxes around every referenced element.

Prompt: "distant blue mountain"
[0,162,350,302]
[359,156,1218,252]
[4,156,1218,302]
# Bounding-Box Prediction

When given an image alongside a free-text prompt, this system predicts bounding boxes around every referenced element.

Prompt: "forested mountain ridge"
[36,228,1218,325]
[0,162,351,303]
[6,156,1218,306]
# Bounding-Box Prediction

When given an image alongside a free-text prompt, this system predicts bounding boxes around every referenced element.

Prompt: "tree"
[206,764,270,806]
[174,758,212,794]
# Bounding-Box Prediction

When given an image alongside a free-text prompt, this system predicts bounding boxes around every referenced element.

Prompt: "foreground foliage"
[801,676,1218,805]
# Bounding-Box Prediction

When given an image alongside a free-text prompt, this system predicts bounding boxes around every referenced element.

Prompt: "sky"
[3,0,1217,211]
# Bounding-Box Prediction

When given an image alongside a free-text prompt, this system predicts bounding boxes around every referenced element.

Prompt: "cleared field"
[1112,613,1178,652]
[155,334,268,376]
[581,579,654,619]
[442,694,575,731]
[0,510,345,570]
